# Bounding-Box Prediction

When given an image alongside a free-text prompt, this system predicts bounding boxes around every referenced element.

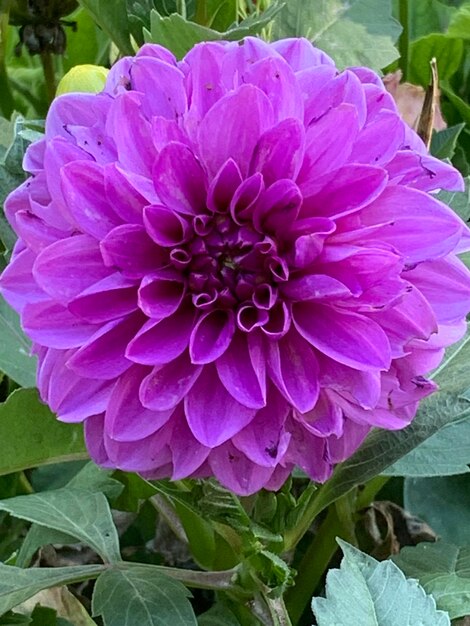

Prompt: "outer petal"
[266,330,320,413]
[216,331,266,409]
[140,351,202,411]
[198,84,274,178]
[293,302,391,371]
[208,441,275,496]
[185,366,256,447]
[105,364,173,441]
[33,235,109,304]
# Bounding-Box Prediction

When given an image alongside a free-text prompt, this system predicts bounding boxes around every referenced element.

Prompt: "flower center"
[170,212,290,334]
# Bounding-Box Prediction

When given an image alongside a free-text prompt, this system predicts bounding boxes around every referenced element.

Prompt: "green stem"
[0,62,14,118]
[398,0,409,81]
[194,0,207,25]
[176,0,187,19]
[285,507,343,625]
[40,50,56,105]
[356,475,390,510]
[121,561,240,591]
[0,2,14,118]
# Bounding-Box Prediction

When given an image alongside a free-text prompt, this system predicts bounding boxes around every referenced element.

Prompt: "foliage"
[0,1,469,625]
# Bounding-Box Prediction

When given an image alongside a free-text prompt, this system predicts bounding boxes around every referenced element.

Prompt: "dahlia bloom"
[2,38,470,495]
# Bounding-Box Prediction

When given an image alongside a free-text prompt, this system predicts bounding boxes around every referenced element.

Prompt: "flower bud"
[56,64,109,96]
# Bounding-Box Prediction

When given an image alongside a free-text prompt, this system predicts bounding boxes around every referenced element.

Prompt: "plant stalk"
[285,507,343,625]
[398,0,409,81]
[40,50,56,105]
[0,0,14,118]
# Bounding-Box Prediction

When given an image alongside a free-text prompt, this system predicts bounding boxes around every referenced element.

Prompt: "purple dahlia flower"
[2,38,470,495]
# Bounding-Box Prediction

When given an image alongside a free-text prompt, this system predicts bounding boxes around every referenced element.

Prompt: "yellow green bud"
[56,64,109,96]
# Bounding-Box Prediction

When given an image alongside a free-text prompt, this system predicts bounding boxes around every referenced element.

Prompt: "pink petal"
[143,205,190,246]
[267,330,320,413]
[33,235,109,304]
[232,388,290,467]
[100,224,166,278]
[153,142,206,215]
[138,271,185,320]
[22,301,99,348]
[105,364,173,442]
[67,312,145,379]
[207,159,243,213]
[185,366,256,447]
[189,309,235,364]
[169,407,211,479]
[293,302,391,371]
[216,331,266,409]
[244,55,304,121]
[250,118,305,185]
[281,274,350,301]
[68,273,138,324]
[198,84,274,178]
[140,351,202,411]
[126,305,195,365]
[61,161,122,238]
[208,441,275,496]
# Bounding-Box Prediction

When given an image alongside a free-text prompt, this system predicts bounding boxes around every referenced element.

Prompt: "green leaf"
[303,325,470,522]
[92,566,197,626]
[0,488,121,564]
[407,0,455,40]
[17,463,123,568]
[448,3,470,39]
[271,0,401,71]
[0,613,31,625]
[431,124,465,160]
[146,2,284,58]
[404,475,470,545]
[408,34,463,87]
[312,540,450,625]
[436,177,470,222]
[0,389,87,478]
[441,83,470,126]
[384,417,470,477]
[63,8,111,71]
[0,563,105,616]
[0,297,36,387]
[78,0,134,55]
[393,542,470,620]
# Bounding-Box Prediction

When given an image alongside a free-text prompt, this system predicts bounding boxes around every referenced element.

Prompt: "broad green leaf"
[16,525,77,570]
[0,389,87,478]
[92,566,197,626]
[271,0,401,71]
[312,540,450,625]
[406,0,455,40]
[384,417,470,477]
[300,325,470,524]
[0,297,36,387]
[436,177,470,222]
[404,475,470,545]
[0,488,121,564]
[408,34,463,87]
[78,0,134,55]
[146,2,284,58]
[441,83,470,126]
[448,3,470,39]
[63,8,110,71]
[393,543,470,619]
[431,124,465,160]
[196,0,237,30]
[18,463,123,568]
[0,563,105,616]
